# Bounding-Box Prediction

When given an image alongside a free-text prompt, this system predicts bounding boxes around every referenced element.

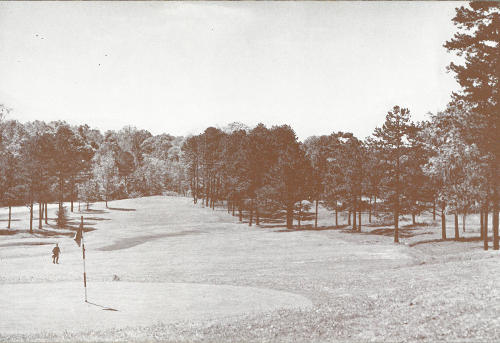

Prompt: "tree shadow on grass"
[107,207,136,212]
[258,218,285,224]
[354,227,429,239]
[44,222,96,233]
[402,222,435,228]
[33,229,75,237]
[67,217,97,225]
[234,211,286,228]
[80,209,109,215]
[83,217,111,221]
[299,212,316,221]
[260,223,287,229]
[66,224,96,232]
[0,241,53,247]
[298,225,434,240]
[0,228,75,238]
[276,225,350,232]
[363,221,394,228]
[409,236,485,247]
[0,229,21,236]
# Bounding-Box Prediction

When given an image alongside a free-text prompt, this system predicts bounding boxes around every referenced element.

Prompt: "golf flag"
[75,216,87,302]
[74,225,83,247]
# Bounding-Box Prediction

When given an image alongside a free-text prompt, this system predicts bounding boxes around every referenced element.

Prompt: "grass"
[0,196,499,342]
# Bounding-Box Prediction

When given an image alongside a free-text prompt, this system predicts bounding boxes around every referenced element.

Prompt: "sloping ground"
[1,196,499,342]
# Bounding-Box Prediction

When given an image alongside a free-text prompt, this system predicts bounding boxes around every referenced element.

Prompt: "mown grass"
[0,197,499,342]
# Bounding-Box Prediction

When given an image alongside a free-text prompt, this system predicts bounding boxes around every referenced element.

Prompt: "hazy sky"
[0,1,465,141]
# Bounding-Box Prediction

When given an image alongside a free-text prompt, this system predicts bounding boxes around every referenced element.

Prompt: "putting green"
[0,281,312,334]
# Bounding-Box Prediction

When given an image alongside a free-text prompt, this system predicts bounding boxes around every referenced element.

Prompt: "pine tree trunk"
[358,208,361,232]
[256,204,260,226]
[441,207,446,240]
[454,212,459,240]
[249,200,253,227]
[232,200,235,216]
[8,206,11,229]
[315,199,319,229]
[286,202,294,229]
[39,202,42,229]
[298,202,302,230]
[30,203,33,233]
[238,202,242,222]
[45,202,48,224]
[462,212,466,233]
[480,210,484,239]
[394,146,400,243]
[433,199,436,221]
[194,172,198,204]
[348,210,351,226]
[412,213,416,225]
[394,205,399,243]
[211,178,215,209]
[492,169,499,250]
[484,203,489,251]
[212,183,215,209]
[209,180,213,208]
[59,175,64,213]
[352,195,357,230]
[205,181,209,207]
[335,207,338,228]
[369,197,372,223]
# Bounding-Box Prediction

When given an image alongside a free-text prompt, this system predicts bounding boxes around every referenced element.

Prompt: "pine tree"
[444,2,500,249]
[372,106,414,243]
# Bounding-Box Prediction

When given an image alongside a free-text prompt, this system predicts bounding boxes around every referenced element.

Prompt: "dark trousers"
[52,254,59,264]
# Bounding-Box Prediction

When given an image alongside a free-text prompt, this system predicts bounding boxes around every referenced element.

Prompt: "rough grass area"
[0,196,499,342]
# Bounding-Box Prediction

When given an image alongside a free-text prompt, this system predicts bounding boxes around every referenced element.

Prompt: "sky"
[0,1,465,141]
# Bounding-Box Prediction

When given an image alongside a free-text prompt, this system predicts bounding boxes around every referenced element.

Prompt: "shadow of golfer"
[86,300,119,311]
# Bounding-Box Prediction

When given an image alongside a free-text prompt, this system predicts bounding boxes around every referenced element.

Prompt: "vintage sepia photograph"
[0,1,499,342]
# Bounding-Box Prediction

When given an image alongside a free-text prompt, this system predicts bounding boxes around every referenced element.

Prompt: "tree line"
[0,115,188,231]
[0,3,498,249]
[181,2,499,249]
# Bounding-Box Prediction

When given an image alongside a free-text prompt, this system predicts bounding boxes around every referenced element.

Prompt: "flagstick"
[81,216,87,303]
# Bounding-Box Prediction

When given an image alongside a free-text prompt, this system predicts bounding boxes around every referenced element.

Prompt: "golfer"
[52,243,61,264]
